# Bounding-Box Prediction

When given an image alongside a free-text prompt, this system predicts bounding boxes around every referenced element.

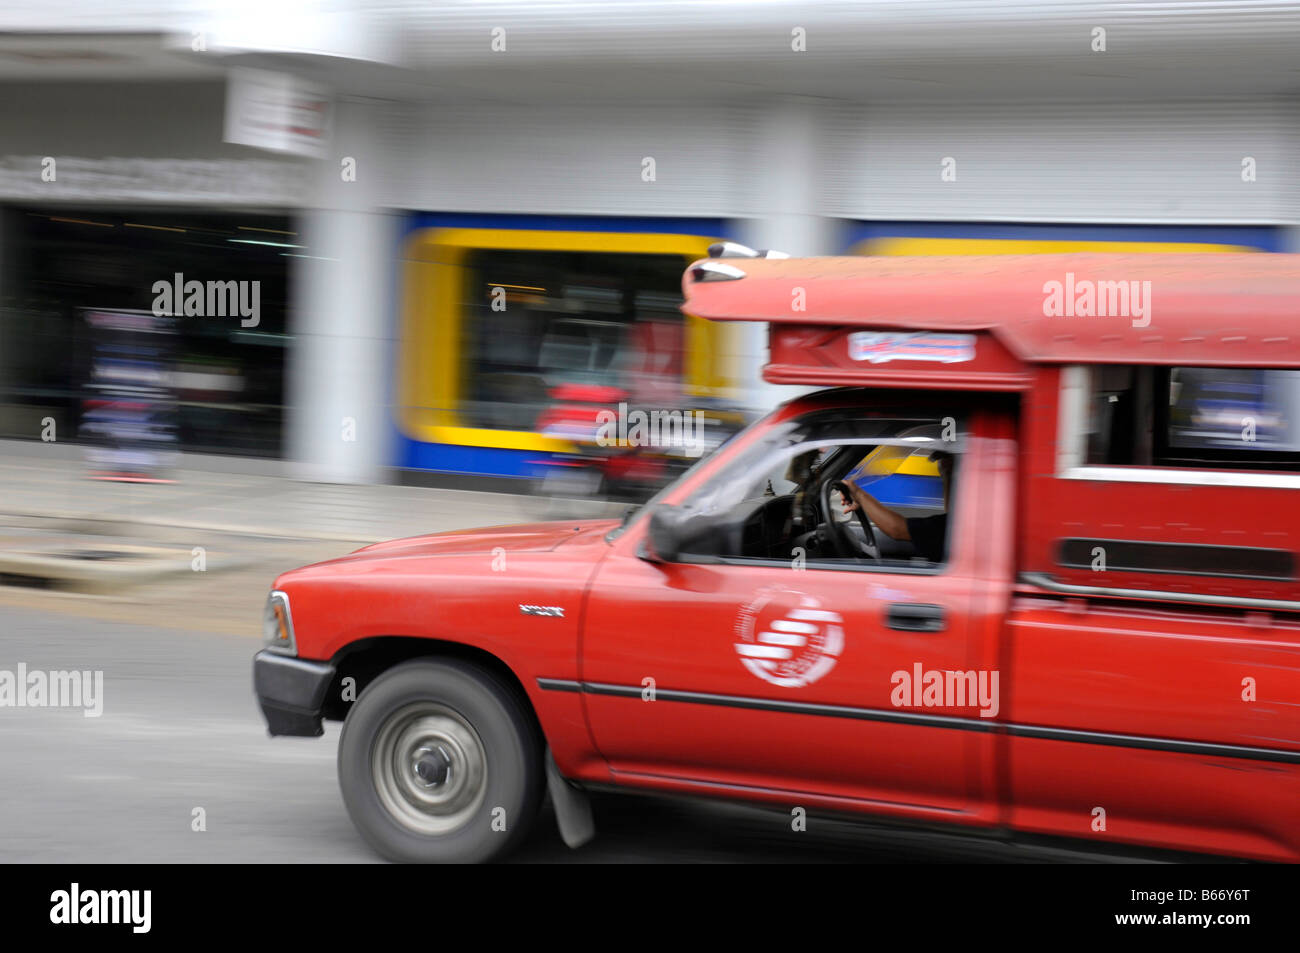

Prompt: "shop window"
[460,250,688,432]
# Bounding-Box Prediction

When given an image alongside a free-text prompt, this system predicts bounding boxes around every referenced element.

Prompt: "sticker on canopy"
[734,588,843,688]
[848,331,976,364]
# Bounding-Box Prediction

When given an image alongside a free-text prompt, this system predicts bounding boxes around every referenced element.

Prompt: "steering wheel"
[819,479,879,559]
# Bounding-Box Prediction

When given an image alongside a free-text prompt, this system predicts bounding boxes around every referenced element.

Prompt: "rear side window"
[1083,366,1300,470]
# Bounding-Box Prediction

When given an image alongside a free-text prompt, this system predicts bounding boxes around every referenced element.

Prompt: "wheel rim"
[371,702,488,835]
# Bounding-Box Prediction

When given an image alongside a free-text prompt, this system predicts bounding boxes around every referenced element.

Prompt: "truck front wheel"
[338,659,544,863]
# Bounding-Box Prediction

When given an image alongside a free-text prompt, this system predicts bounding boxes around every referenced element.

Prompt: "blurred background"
[0,0,1299,862]
[1,1,1299,496]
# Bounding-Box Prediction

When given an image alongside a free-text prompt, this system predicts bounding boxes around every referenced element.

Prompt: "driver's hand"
[840,484,863,515]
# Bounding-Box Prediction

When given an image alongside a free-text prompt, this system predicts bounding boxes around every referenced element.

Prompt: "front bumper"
[253,650,336,737]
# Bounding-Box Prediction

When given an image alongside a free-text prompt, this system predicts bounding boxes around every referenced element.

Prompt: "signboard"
[848,331,976,364]
[224,68,332,158]
[80,309,177,481]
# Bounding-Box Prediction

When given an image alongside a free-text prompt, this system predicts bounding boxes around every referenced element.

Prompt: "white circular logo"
[733,589,843,688]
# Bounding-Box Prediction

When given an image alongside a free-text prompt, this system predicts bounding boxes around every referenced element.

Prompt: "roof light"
[707,242,789,260]
[690,261,747,282]
[709,241,758,259]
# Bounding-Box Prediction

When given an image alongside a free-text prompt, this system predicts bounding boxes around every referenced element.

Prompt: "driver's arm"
[844,483,911,541]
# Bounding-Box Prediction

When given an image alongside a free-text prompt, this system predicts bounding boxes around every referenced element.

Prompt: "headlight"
[262,591,297,656]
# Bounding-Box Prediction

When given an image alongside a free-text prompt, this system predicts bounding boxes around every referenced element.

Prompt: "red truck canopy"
[681,254,1300,388]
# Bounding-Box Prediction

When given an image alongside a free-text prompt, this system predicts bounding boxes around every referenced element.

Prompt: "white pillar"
[286,98,398,484]
[734,97,842,412]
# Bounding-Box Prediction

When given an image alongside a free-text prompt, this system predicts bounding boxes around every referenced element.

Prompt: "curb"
[0,546,252,593]
[0,508,389,545]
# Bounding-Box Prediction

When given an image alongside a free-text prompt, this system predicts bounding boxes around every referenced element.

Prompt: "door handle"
[886,603,946,632]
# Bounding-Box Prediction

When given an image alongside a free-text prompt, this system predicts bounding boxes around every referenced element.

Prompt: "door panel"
[1006,600,1300,860]
[581,421,1011,819]
[582,559,986,813]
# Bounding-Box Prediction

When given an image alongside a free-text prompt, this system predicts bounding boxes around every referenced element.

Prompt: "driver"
[842,450,952,563]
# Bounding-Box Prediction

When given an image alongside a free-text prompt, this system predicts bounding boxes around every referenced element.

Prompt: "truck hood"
[344,519,619,561]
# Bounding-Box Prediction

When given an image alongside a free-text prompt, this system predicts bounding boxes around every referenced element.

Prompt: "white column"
[286,98,398,484]
[0,214,8,403]
[734,97,842,412]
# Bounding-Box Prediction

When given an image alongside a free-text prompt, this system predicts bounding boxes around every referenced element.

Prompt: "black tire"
[338,658,544,863]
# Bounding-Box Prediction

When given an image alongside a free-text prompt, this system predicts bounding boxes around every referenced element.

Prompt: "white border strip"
[1060,466,1300,490]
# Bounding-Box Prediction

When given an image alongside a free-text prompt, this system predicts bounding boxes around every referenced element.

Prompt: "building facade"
[2,1,1298,482]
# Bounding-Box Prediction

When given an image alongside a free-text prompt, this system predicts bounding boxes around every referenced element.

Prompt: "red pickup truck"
[254,251,1300,863]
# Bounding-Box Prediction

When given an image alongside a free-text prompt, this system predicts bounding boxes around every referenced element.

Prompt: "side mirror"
[644,504,686,563]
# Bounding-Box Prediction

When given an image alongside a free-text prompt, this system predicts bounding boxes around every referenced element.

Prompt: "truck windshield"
[604,414,764,542]
[605,407,956,543]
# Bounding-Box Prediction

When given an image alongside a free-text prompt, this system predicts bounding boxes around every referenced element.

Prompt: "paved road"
[0,597,1174,864]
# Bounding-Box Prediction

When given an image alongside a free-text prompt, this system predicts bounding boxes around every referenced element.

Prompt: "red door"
[579,414,1013,825]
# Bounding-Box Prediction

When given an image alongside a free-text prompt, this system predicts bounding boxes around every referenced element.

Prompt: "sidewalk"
[0,450,620,544]
[0,446,625,593]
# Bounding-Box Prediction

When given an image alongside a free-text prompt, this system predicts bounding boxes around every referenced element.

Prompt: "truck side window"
[1081,365,1300,470]
[672,411,960,572]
